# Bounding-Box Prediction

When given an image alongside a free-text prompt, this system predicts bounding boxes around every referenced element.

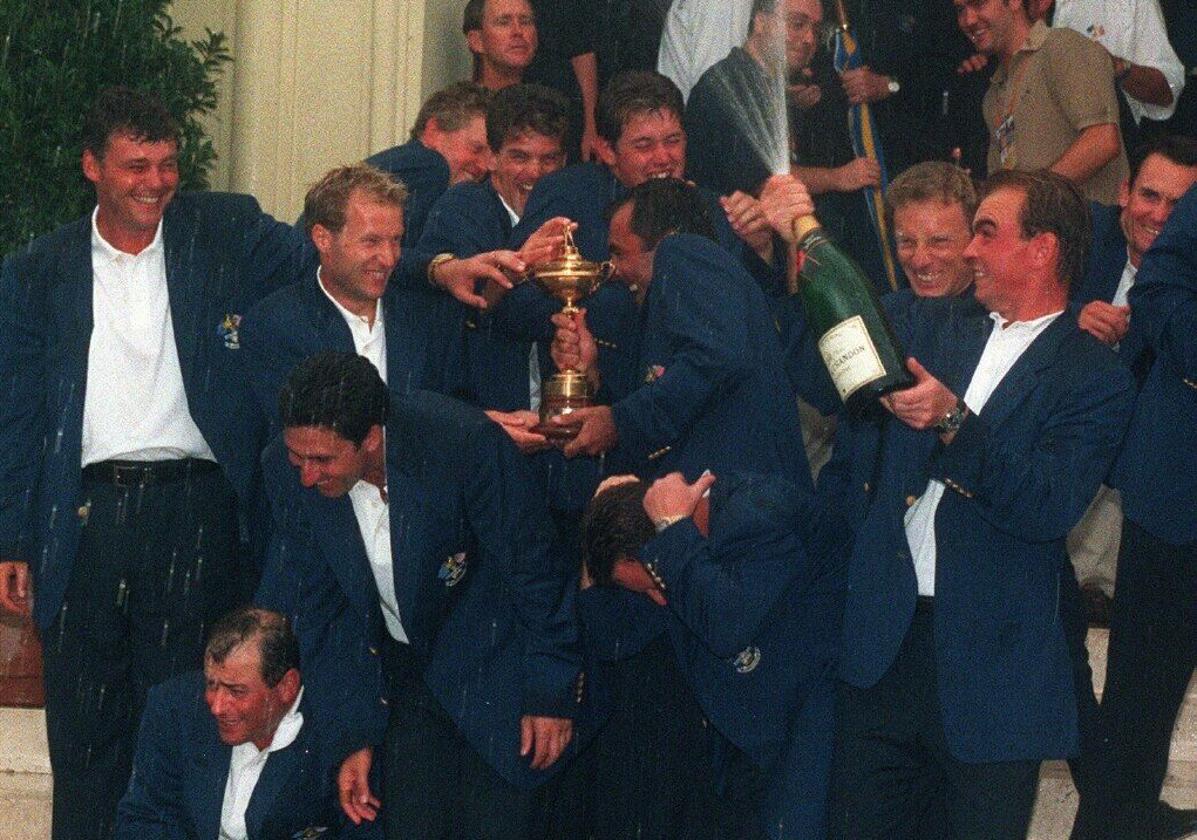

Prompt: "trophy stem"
[534,369,594,440]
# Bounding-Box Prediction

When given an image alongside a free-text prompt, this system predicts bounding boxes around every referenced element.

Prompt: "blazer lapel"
[243,726,305,839]
[60,218,96,383]
[307,492,379,613]
[187,718,232,840]
[385,466,432,649]
[303,276,357,352]
[974,315,1071,430]
[163,209,203,389]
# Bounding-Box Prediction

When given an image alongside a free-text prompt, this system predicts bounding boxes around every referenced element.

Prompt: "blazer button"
[863,482,870,493]
[905,495,917,508]
[77,504,90,522]
[369,646,379,656]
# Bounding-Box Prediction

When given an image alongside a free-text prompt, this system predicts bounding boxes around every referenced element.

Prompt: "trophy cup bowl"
[530,230,613,439]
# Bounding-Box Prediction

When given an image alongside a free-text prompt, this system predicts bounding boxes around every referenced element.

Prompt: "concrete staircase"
[1028,628,1197,840]
[0,630,1192,840]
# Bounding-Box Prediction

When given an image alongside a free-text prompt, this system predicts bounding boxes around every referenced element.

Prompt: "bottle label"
[818,315,887,401]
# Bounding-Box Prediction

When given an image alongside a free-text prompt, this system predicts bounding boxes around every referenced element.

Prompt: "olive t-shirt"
[982,20,1128,204]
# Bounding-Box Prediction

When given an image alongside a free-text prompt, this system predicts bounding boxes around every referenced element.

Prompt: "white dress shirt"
[81,208,216,466]
[317,267,387,384]
[218,687,305,840]
[1053,0,1185,123]
[497,194,542,411]
[1111,254,1137,309]
[658,0,754,101]
[905,310,1063,596]
[348,477,408,644]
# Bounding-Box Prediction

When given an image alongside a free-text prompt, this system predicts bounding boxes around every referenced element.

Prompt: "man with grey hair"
[117,607,369,839]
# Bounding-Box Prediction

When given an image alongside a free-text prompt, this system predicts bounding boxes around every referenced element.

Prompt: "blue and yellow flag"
[832,0,899,291]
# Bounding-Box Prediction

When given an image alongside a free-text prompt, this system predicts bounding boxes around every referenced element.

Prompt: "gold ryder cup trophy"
[529,228,612,439]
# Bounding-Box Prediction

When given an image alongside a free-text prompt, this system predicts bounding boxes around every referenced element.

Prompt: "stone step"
[0,772,51,840]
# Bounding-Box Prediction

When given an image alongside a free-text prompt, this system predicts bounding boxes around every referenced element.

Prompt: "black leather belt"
[82,458,219,488]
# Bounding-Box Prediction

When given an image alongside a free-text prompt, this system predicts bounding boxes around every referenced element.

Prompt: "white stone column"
[171,0,472,219]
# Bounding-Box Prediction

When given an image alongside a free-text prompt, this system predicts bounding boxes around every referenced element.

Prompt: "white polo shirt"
[81,208,215,466]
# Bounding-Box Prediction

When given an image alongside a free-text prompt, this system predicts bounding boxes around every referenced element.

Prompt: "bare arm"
[570,52,600,161]
[1049,123,1121,187]
[1112,56,1173,108]
[792,159,881,196]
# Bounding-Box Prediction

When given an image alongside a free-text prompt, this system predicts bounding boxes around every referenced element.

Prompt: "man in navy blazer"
[1066,137,1197,610]
[1071,184,1197,838]
[578,470,845,839]
[416,82,572,417]
[362,82,528,311]
[1073,135,1197,371]
[0,87,307,840]
[257,352,581,839]
[242,163,465,430]
[826,170,1135,838]
[551,178,811,491]
[364,81,492,249]
[117,607,375,840]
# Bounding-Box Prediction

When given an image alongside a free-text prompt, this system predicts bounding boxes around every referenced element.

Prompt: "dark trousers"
[380,641,546,840]
[1071,519,1197,839]
[40,464,240,840]
[1059,555,1102,799]
[573,634,732,840]
[830,601,1040,840]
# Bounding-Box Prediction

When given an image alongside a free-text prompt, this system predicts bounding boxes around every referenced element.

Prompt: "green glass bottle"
[792,216,913,414]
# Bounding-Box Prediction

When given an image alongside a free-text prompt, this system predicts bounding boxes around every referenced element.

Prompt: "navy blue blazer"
[1074,203,1127,306]
[1114,185,1197,543]
[116,671,375,840]
[833,293,1135,762]
[256,391,583,789]
[418,179,540,412]
[240,272,464,429]
[608,234,811,488]
[417,179,607,516]
[0,194,308,631]
[578,472,844,838]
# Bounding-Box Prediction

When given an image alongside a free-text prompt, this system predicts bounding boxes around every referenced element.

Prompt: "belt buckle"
[112,463,149,489]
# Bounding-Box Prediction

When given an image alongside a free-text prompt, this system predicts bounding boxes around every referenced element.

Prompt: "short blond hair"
[303,163,408,235]
[885,162,978,228]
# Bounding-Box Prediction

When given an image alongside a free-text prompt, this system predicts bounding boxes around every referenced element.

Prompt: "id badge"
[996,114,1015,168]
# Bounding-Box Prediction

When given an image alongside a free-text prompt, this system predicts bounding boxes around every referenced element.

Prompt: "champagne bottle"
[791,216,912,414]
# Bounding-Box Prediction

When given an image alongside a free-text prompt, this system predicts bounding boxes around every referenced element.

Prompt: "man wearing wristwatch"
[824,169,1135,838]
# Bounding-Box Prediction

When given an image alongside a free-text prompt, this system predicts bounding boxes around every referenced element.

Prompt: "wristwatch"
[934,398,967,435]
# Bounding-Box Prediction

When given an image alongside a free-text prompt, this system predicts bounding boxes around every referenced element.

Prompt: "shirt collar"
[1024,19,1049,52]
[231,685,305,766]
[994,19,1049,83]
[317,266,382,328]
[496,191,520,227]
[989,307,1063,331]
[90,205,164,263]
